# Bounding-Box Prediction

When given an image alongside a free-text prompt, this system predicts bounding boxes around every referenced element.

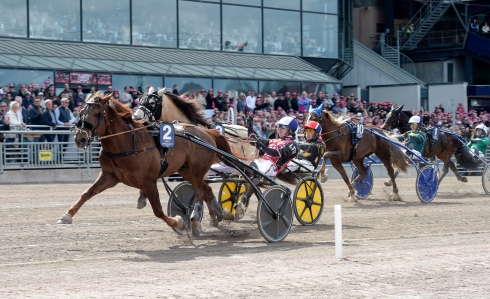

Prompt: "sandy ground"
[0,176,489,299]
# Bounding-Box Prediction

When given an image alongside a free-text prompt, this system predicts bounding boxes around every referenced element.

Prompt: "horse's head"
[133,87,165,122]
[381,104,404,130]
[306,103,323,123]
[73,92,110,150]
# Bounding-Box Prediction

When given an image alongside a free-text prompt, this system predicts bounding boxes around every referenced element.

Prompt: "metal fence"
[0,130,101,173]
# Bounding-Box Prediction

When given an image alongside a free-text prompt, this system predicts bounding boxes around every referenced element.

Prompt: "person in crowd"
[254,94,269,112]
[22,91,34,109]
[58,83,74,103]
[15,96,28,124]
[206,88,216,109]
[467,124,490,159]
[0,101,8,116]
[297,91,309,113]
[287,120,326,173]
[120,86,133,107]
[235,92,246,113]
[0,110,9,142]
[28,96,44,138]
[104,85,113,95]
[18,84,28,98]
[268,91,277,107]
[85,87,97,103]
[405,23,414,39]
[5,101,26,144]
[274,93,290,111]
[196,88,206,109]
[45,86,56,101]
[470,18,479,34]
[7,83,17,98]
[172,84,180,95]
[245,90,256,113]
[214,90,226,112]
[55,98,76,148]
[41,99,57,142]
[482,22,490,37]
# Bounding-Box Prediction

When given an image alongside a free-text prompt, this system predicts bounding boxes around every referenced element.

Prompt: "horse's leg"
[438,162,449,185]
[143,182,184,230]
[57,172,119,224]
[378,157,401,201]
[319,152,331,183]
[137,190,147,209]
[330,158,357,202]
[446,159,468,183]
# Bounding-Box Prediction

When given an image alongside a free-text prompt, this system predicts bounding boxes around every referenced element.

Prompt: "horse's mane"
[91,92,142,126]
[322,110,351,125]
[159,90,209,127]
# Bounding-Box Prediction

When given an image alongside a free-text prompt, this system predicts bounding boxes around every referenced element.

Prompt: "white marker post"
[334,204,343,259]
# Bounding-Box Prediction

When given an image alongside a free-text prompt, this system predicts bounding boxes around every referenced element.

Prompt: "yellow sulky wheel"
[293,176,324,226]
[218,181,248,216]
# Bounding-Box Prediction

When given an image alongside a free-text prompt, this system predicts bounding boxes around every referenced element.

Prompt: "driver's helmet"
[475,124,488,135]
[303,120,322,135]
[277,116,298,133]
[408,115,421,126]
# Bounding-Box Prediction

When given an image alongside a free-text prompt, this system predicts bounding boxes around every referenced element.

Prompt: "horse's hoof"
[384,180,393,187]
[137,198,147,209]
[461,177,468,183]
[191,219,203,237]
[221,210,235,221]
[57,214,73,224]
[209,215,220,227]
[234,202,247,221]
[320,175,328,183]
[391,194,402,201]
[174,215,184,230]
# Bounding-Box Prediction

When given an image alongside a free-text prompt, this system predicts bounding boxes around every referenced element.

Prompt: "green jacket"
[397,129,427,154]
[467,136,490,154]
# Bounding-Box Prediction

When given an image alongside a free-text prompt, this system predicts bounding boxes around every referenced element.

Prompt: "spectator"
[290,93,299,112]
[215,90,226,112]
[120,86,133,106]
[482,22,490,37]
[236,93,246,113]
[255,94,269,112]
[284,92,293,111]
[332,100,342,114]
[172,84,180,95]
[28,96,44,135]
[268,91,277,107]
[0,102,8,115]
[0,111,9,143]
[41,99,57,142]
[22,91,34,109]
[316,91,328,107]
[274,93,290,111]
[15,96,28,124]
[104,85,113,95]
[470,18,479,34]
[5,101,26,143]
[197,89,207,109]
[298,92,310,113]
[59,83,74,103]
[206,88,216,109]
[55,98,76,148]
[7,83,17,98]
[245,90,256,113]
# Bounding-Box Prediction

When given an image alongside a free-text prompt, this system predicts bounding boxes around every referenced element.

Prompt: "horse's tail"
[454,141,481,170]
[206,129,249,161]
[388,139,409,174]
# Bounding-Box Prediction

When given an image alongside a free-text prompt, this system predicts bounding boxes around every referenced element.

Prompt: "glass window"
[302,0,337,14]
[263,0,299,10]
[263,9,300,56]
[223,5,262,53]
[303,13,338,58]
[29,0,80,41]
[0,0,27,37]
[112,75,162,93]
[0,69,53,90]
[165,76,212,94]
[178,1,220,51]
[259,81,302,96]
[82,0,130,44]
[132,0,176,48]
[214,79,258,94]
[223,0,261,6]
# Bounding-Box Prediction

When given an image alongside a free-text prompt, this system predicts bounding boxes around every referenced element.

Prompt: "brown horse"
[57,92,237,236]
[307,109,408,201]
[381,104,480,184]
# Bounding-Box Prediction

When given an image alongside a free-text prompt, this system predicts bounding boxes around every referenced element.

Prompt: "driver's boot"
[384,169,400,187]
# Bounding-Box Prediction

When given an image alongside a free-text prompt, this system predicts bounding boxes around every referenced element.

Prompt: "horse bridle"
[72,101,107,145]
[385,110,401,129]
[135,92,162,121]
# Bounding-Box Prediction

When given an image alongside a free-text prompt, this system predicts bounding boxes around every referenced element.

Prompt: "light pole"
[449,99,456,132]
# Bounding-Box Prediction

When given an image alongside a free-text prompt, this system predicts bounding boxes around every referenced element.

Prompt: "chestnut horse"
[381,104,480,184]
[57,92,237,236]
[307,108,408,201]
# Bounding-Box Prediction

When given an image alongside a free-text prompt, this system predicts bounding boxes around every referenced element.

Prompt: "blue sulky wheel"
[167,182,195,235]
[350,166,374,199]
[482,163,490,195]
[416,165,438,202]
[257,186,293,243]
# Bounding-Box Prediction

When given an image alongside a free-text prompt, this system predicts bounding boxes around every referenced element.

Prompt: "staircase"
[401,0,452,50]
[379,33,417,77]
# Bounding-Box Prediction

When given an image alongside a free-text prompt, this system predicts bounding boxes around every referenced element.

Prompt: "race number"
[159,123,175,147]
[355,123,364,139]
[212,122,225,135]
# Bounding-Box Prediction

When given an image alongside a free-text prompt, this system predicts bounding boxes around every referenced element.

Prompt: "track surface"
[1,177,489,298]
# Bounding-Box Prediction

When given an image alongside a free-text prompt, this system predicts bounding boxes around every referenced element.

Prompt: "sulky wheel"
[167,182,195,235]
[351,166,374,199]
[293,177,324,226]
[416,165,438,203]
[482,163,490,195]
[218,181,248,216]
[257,186,293,243]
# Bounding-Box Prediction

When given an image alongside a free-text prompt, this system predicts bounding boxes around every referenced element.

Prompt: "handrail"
[380,33,416,76]
[405,0,440,35]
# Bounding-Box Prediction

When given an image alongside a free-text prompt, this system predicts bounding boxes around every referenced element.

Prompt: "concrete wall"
[353,7,384,48]
[428,82,468,114]
[414,58,465,84]
[342,58,399,89]
[342,85,362,99]
[369,84,422,111]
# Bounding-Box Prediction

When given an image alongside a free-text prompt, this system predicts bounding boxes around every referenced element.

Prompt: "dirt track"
[0,177,489,298]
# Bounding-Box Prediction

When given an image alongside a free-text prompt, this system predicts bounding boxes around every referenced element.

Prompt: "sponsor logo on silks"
[159,123,175,147]
[288,143,297,155]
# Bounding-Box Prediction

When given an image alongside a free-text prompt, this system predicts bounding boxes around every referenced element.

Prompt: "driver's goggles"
[304,128,315,134]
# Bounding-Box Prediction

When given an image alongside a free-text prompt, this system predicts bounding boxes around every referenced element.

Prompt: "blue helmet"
[277,116,298,133]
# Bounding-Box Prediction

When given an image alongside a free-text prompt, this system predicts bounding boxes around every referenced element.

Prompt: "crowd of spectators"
[1,80,490,146]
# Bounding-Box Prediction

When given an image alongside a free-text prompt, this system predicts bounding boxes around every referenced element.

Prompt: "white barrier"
[334,205,343,259]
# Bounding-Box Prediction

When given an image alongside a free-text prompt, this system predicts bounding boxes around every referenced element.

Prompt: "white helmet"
[475,124,488,135]
[408,115,421,124]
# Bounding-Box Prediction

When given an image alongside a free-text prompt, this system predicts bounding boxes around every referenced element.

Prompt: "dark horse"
[307,108,409,201]
[57,92,239,236]
[381,104,480,184]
